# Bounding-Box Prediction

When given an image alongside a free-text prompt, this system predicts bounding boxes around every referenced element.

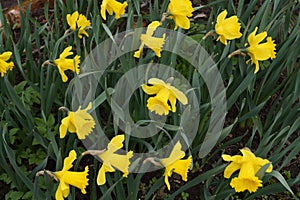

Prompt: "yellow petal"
[55,182,68,200]
[62,150,76,171]
[59,116,69,138]
[223,162,241,179]
[169,86,188,105]
[145,21,161,36]
[148,78,167,86]
[141,84,161,95]
[0,51,12,61]
[100,0,108,20]
[97,163,115,185]
[160,142,185,167]
[66,11,79,31]
[107,134,124,153]
[216,10,227,24]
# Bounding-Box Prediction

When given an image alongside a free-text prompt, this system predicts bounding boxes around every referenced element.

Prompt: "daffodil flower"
[245,27,276,73]
[54,150,89,200]
[134,21,166,58]
[54,46,80,82]
[66,11,91,39]
[77,14,91,39]
[167,0,194,30]
[160,141,192,190]
[215,10,242,45]
[142,78,188,115]
[100,0,128,20]
[222,148,273,193]
[0,51,14,77]
[96,135,133,185]
[60,102,95,139]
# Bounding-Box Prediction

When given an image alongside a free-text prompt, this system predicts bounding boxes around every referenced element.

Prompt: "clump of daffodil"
[215,10,242,45]
[54,46,80,82]
[167,0,194,30]
[0,51,14,77]
[36,150,89,200]
[134,21,166,58]
[222,148,273,193]
[100,0,128,20]
[59,102,95,140]
[245,27,276,73]
[160,141,192,190]
[66,11,91,39]
[142,78,188,116]
[83,135,133,185]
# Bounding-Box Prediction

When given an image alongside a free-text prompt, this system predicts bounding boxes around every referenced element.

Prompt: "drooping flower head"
[96,135,133,185]
[245,27,276,73]
[160,141,192,190]
[54,150,89,200]
[142,78,188,115]
[60,102,95,139]
[54,46,80,82]
[66,12,91,39]
[0,51,14,77]
[167,0,194,30]
[134,21,166,58]
[100,0,128,20]
[222,148,273,193]
[77,14,91,39]
[215,10,242,45]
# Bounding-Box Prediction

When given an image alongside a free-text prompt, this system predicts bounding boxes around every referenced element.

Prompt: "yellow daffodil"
[0,51,14,77]
[66,11,79,31]
[60,102,95,140]
[222,148,273,193]
[134,21,166,58]
[100,0,128,20]
[66,12,90,39]
[142,78,188,115]
[77,14,91,39]
[160,141,192,190]
[167,0,194,30]
[96,135,133,185]
[54,150,89,200]
[215,10,242,45]
[245,27,276,73]
[54,46,80,82]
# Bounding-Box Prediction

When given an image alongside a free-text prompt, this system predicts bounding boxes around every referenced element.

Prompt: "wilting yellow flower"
[60,102,95,139]
[0,51,14,77]
[215,10,242,45]
[54,46,80,82]
[66,12,90,39]
[134,21,166,58]
[77,14,91,39]
[100,0,128,20]
[167,0,194,30]
[66,11,79,31]
[222,148,273,193]
[160,141,192,190]
[245,27,276,73]
[97,135,133,185]
[54,150,89,200]
[142,78,188,115]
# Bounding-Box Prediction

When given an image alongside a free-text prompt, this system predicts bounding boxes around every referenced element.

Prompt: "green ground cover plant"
[0,0,299,199]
